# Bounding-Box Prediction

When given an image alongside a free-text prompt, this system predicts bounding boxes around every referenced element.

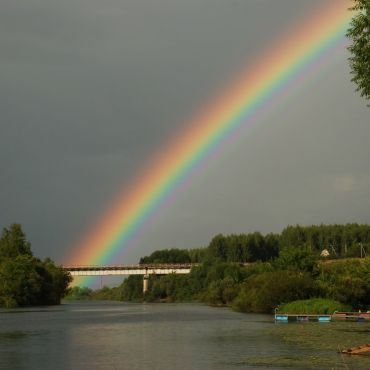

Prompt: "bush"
[232,270,316,313]
[278,298,352,314]
[65,286,93,300]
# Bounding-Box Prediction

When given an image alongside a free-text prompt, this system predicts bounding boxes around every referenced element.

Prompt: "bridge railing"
[62,263,199,271]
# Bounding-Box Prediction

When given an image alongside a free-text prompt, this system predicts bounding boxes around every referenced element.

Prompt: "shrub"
[232,270,316,313]
[278,298,352,314]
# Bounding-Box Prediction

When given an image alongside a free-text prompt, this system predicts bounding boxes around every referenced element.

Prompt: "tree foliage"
[280,224,370,257]
[139,248,191,264]
[275,247,318,272]
[86,223,370,314]
[65,286,93,300]
[316,258,370,307]
[137,224,370,267]
[0,223,72,308]
[232,270,316,313]
[0,224,32,258]
[347,0,370,104]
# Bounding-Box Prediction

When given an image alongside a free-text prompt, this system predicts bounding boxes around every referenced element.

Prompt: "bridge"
[63,263,198,293]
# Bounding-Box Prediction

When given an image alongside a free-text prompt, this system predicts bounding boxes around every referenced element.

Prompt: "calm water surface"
[1,301,370,370]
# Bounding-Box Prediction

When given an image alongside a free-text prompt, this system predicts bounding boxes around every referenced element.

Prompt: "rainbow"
[66,2,351,271]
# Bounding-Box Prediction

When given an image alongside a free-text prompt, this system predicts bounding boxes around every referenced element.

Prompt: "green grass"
[278,298,351,315]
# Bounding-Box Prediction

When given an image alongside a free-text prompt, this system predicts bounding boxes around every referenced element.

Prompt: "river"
[1,301,370,369]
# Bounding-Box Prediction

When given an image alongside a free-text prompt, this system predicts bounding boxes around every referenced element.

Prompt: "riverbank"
[67,257,370,316]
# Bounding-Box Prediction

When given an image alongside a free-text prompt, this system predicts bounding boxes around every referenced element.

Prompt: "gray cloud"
[1,0,369,266]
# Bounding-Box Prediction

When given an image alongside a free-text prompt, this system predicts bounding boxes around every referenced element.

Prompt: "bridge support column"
[143,274,149,294]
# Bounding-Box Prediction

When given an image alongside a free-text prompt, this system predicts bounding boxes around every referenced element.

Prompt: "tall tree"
[0,224,71,307]
[347,0,370,105]
[0,223,32,259]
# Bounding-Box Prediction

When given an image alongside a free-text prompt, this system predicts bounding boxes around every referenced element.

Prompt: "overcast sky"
[1,0,369,266]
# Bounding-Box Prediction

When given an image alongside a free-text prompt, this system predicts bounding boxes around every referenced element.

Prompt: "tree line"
[142,223,370,264]
[75,223,370,314]
[0,224,71,308]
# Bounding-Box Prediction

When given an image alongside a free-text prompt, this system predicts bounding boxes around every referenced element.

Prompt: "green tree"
[208,234,228,261]
[232,270,316,313]
[0,255,41,307]
[275,247,318,273]
[139,248,191,264]
[0,223,71,307]
[347,0,370,105]
[65,286,93,300]
[316,258,370,308]
[205,276,240,306]
[0,223,32,259]
[120,275,144,301]
[37,258,72,304]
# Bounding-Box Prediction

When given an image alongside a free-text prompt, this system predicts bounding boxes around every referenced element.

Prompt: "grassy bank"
[278,298,351,315]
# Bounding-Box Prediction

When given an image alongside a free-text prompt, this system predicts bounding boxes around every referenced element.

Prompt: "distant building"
[320,249,330,258]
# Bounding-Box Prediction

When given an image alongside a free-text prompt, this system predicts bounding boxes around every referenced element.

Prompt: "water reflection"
[1,301,370,369]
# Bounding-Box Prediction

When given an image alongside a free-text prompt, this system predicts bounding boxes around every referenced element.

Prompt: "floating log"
[341,343,370,355]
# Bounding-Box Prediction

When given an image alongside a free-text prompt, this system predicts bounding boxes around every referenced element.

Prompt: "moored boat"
[332,311,370,321]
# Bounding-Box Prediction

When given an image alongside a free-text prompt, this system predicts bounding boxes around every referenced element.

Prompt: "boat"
[332,311,370,321]
[274,308,370,323]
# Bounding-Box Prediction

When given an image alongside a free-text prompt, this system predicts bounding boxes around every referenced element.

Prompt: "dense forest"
[140,223,370,264]
[0,224,72,308]
[69,223,370,314]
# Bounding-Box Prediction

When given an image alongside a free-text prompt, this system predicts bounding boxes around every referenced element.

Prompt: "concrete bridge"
[63,263,197,293]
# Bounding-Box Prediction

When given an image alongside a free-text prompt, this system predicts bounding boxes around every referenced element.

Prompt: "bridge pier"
[143,274,149,294]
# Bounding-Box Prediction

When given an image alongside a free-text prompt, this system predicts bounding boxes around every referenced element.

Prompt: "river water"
[1,301,370,370]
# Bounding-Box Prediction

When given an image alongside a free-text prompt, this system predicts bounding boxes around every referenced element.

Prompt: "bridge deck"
[63,263,198,276]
